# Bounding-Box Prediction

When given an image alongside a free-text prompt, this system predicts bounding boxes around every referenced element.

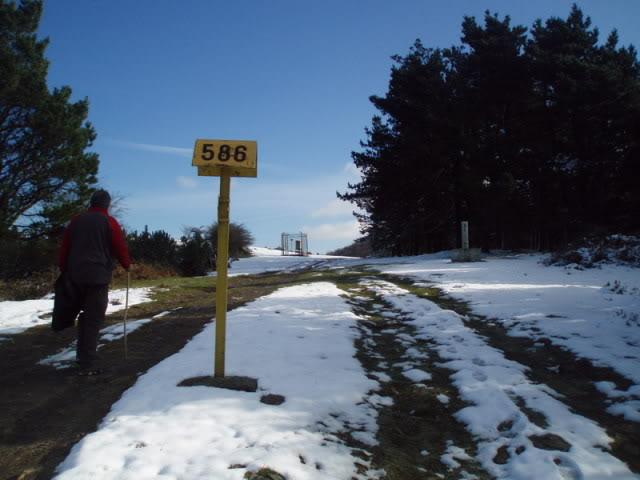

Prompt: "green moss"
[377,273,473,316]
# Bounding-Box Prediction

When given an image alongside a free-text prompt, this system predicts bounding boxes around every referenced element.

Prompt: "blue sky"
[38,0,640,253]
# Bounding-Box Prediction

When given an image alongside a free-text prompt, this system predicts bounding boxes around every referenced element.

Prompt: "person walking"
[57,190,131,375]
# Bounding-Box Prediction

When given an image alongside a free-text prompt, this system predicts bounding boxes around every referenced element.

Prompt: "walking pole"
[124,270,130,360]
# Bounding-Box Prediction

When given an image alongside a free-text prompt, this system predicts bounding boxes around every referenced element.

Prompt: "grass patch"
[108,268,363,323]
[377,273,473,316]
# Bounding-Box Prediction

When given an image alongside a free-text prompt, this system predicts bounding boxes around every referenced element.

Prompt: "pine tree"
[456,12,531,249]
[127,226,179,267]
[340,5,640,254]
[0,0,98,237]
[178,228,212,277]
[340,42,459,254]
[525,5,640,245]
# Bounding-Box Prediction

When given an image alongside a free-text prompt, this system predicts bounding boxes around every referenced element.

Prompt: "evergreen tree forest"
[339,6,640,255]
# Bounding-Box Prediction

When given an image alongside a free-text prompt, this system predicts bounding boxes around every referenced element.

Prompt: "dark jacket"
[58,207,131,285]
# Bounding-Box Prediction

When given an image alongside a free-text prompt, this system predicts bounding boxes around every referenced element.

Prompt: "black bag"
[51,272,81,331]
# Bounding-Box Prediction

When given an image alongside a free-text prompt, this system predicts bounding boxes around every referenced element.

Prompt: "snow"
[5,248,640,477]
[363,278,638,480]
[0,287,154,336]
[595,381,640,422]
[607,401,640,422]
[0,297,54,336]
[41,317,155,368]
[224,246,353,277]
[54,283,384,480]
[249,246,284,256]
[441,441,473,469]
[370,371,391,383]
[106,288,154,314]
[402,368,432,383]
[375,254,640,423]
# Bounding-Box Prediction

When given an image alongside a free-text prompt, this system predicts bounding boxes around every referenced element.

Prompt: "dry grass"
[112,263,178,282]
[0,270,57,301]
[0,263,178,301]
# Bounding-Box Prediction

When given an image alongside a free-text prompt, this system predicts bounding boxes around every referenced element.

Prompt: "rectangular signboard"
[192,139,257,177]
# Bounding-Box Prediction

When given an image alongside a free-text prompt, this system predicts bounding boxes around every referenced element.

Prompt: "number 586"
[201,144,247,162]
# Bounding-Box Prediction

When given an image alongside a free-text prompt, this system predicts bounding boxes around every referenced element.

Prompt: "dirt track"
[0,272,302,480]
[356,274,640,478]
[0,306,216,480]
[1,270,638,479]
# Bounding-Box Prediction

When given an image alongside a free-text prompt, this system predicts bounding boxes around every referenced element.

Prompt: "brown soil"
[0,271,306,480]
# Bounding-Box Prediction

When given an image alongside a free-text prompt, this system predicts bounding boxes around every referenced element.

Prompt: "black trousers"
[75,283,109,367]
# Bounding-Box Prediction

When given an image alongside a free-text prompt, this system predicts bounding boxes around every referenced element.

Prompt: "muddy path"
[0,271,308,480]
[378,273,640,474]
[358,272,640,478]
[2,267,639,479]
[340,276,491,480]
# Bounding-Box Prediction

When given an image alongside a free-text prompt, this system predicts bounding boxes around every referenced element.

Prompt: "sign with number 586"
[192,139,257,177]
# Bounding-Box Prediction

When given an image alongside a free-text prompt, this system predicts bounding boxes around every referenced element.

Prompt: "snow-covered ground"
[363,278,637,480]
[375,254,640,423]
[4,247,640,477]
[0,246,348,336]
[0,287,154,336]
[224,246,353,277]
[241,249,640,426]
[54,283,384,480]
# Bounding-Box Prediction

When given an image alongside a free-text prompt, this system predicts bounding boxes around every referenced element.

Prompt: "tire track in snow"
[361,278,639,480]
[342,282,490,479]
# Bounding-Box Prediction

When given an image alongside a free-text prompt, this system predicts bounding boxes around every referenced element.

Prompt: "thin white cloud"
[311,198,354,218]
[125,190,215,211]
[176,176,198,189]
[124,164,357,216]
[231,174,349,214]
[301,220,360,241]
[121,165,363,250]
[108,139,192,157]
[343,162,361,176]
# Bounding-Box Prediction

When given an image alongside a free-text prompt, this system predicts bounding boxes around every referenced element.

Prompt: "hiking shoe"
[77,367,104,376]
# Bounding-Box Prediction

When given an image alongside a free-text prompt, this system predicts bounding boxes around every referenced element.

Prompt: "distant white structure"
[281,232,309,256]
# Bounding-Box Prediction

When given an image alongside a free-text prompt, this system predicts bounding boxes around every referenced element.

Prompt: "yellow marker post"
[192,139,257,378]
[215,172,231,377]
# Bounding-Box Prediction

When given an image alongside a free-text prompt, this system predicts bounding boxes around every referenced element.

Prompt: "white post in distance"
[461,221,469,250]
